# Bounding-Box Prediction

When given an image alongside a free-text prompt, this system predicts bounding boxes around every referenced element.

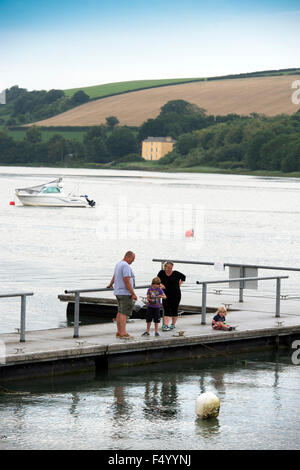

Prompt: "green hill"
[63,68,300,100]
[63,78,203,100]
[2,68,300,129]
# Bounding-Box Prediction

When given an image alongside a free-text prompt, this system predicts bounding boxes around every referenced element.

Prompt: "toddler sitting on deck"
[212,306,235,331]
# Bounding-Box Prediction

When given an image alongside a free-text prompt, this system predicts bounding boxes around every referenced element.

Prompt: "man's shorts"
[116,295,133,317]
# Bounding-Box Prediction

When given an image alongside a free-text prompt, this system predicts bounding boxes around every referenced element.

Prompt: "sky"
[1,0,300,91]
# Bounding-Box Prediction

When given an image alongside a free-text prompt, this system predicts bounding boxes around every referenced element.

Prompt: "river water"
[0,351,299,450]
[1,166,300,333]
[0,166,299,450]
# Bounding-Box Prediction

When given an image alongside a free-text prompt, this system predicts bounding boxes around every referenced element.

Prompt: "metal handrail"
[0,292,34,342]
[195,275,289,324]
[64,285,149,338]
[153,258,298,302]
[153,258,300,272]
[65,274,289,336]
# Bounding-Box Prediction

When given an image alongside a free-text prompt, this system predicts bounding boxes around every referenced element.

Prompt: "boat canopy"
[15,178,63,194]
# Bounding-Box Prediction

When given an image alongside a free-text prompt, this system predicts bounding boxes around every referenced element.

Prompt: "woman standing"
[157,261,186,331]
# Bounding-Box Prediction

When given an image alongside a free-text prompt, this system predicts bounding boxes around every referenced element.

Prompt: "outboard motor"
[84,195,96,207]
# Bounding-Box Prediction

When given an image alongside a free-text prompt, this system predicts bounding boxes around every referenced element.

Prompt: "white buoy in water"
[195,392,220,419]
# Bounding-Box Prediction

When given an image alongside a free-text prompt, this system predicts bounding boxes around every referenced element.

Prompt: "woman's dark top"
[157,269,186,305]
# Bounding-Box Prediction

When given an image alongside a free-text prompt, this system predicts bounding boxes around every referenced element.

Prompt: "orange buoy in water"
[9,201,15,206]
[185,228,194,237]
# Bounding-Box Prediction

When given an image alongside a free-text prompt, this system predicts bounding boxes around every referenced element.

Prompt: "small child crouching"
[212,306,235,331]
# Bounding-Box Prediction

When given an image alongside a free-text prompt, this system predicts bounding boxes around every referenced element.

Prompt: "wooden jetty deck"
[1,290,300,381]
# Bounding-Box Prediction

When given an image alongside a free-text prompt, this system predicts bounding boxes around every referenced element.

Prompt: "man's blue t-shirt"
[114,260,135,295]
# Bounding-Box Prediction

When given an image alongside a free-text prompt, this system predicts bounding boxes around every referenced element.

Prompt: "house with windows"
[141,136,175,161]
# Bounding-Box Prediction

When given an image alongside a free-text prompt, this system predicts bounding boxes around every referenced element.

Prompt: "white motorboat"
[15,178,96,207]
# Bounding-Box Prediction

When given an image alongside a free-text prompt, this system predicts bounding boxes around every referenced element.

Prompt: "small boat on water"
[15,178,96,207]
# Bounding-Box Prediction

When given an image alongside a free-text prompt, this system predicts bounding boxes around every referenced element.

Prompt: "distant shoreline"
[66,161,300,178]
[2,162,300,178]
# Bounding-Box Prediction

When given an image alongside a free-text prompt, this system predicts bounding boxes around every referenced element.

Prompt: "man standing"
[107,251,137,339]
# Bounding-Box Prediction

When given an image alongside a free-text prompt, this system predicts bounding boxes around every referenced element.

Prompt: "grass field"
[8,129,87,142]
[63,69,300,100]
[63,78,204,99]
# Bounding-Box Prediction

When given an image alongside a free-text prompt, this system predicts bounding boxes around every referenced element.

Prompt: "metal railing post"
[239,266,245,303]
[201,283,207,325]
[64,285,149,339]
[73,292,80,338]
[0,292,33,342]
[276,278,281,318]
[20,295,26,342]
[196,275,288,320]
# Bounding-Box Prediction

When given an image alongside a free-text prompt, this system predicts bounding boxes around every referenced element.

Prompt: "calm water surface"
[0,351,299,450]
[0,166,299,333]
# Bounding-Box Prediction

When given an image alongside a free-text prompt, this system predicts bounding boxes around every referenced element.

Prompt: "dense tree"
[175,133,199,155]
[138,118,168,141]
[106,116,119,129]
[197,128,216,150]
[0,131,16,164]
[245,130,275,170]
[160,99,205,115]
[86,136,111,163]
[5,85,27,102]
[107,127,138,159]
[215,113,242,123]
[176,148,206,167]
[83,125,107,143]
[1,85,85,125]
[260,135,288,170]
[45,89,65,103]
[47,135,68,165]
[281,138,300,172]
[157,151,181,166]
[25,126,42,144]
[71,90,89,105]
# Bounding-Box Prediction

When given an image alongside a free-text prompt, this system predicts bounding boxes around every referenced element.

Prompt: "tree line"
[0,95,300,172]
[0,85,90,126]
[0,123,140,166]
[159,109,300,172]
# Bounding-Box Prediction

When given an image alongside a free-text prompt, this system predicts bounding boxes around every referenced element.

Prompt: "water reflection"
[112,385,133,418]
[143,379,178,420]
[195,416,220,438]
[69,392,80,417]
[0,351,299,450]
[210,371,226,393]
